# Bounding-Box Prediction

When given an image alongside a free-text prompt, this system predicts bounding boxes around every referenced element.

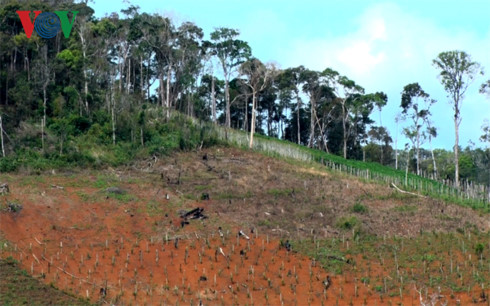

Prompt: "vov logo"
[16,11,78,39]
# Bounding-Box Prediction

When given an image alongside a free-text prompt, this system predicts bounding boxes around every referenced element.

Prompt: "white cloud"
[337,40,386,76]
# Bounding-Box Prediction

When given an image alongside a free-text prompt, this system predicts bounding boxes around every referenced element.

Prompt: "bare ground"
[0,146,488,305]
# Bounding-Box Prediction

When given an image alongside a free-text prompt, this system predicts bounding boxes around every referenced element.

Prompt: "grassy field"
[0,257,90,305]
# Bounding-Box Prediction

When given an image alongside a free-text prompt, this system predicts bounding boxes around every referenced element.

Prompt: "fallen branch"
[326,255,352,264]
[390,183,426,198]
[271,228,290,235]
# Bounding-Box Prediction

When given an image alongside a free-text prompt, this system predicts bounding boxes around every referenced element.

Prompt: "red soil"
[0,175,484,305]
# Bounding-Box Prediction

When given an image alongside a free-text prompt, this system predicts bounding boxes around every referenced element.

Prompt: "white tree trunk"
[244,96,248,131]
[342,102,347,159]
[416,130,420,176]
[225,80,230,128]
[223,63,231,128]
[166,64,171,119]
[296,94,301,145]
[43,87,47,152]
[249,91,257,149]
[405,150,410,186]
[308,97,316,148]
[211,74,216,123]
[127,58,131,94]
[42,45,48,153]
[140,56,144,97]
[454,115,460,187]
[41,118,45,152]
[83,68,88,113]
[79,30,89,113]
[429,138,437,179]
[159,74,165,108]
[111,83,116,146]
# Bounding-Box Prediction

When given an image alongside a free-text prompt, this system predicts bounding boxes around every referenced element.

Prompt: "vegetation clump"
[351,202,368,214]
[336,216,359,230]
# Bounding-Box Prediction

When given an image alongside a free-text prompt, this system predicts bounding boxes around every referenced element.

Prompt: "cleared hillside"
[1,146,488,305]
[153,146,489,237]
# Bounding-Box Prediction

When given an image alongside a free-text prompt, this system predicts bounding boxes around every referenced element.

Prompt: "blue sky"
[89,0,490,150]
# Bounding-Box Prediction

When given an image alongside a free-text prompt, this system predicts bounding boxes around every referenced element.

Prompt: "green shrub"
[336,216,359,230]
[0,157,19,172]
[475,243,484,256]
[351,202,368,214]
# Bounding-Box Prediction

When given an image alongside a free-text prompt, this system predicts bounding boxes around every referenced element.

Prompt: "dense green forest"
[0,0,488,189]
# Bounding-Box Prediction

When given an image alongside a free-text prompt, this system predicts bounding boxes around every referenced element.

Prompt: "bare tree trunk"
[127,58,131,94]
[42,45,48,153]
[222,63,231,128]
[166,64,171,119]
[111,80,116,146]
[0,116,5,158]
[159,74,165,108]
[83,68,88,113]
[308,98,316,148]
[118,59,123,93]
[147,59,151,100]
[405,149,410,185]
[111,103,116,145]
[429,137,437,179]
[41,118,45,152]
[454,116,460,187]
[140,56,144,97]
[342,102,347,159]
[187,92,191,116]
[79,30,89,113]
[140,126,144,147]
[133,57,136,95]
[43,86,47,152]
[244,96,248,131]
[211,75,216,123]
[296,94,301,145]
[416,131,420,176]
[225,81,230,128]
[249,91,257,149]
